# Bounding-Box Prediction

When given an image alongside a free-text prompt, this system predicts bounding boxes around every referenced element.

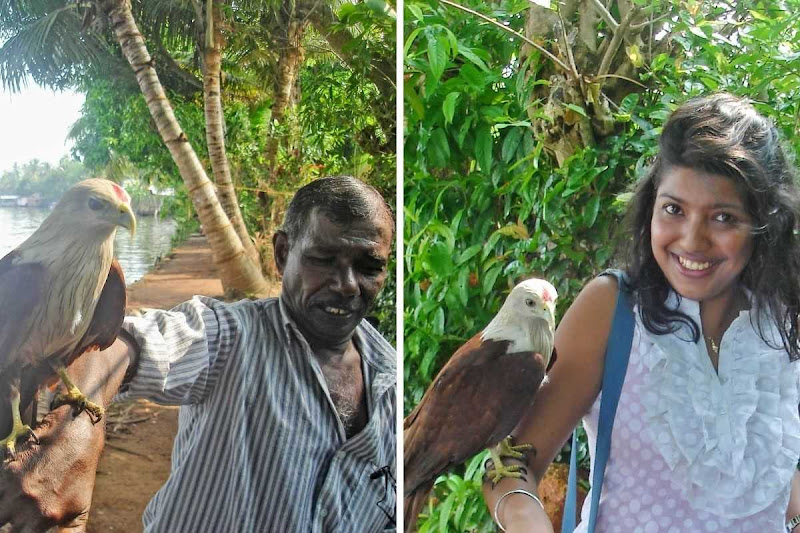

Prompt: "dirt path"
[88,234,279,532]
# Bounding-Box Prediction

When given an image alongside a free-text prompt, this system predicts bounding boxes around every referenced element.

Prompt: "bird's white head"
[482,277,558,366]
[506,278,558,324]
[49,178,137,238]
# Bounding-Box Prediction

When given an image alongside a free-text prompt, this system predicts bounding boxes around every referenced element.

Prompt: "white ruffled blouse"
[577,290,800,532]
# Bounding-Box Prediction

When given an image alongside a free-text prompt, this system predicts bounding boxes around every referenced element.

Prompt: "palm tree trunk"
[259,6,307,278]
[203,1,262,270]
[99,0,269,297]
[263,8,307,178]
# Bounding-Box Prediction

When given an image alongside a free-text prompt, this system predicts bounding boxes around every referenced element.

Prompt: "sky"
[0,85,84,174]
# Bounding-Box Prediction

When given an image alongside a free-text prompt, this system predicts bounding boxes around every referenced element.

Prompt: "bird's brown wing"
[403,334,547,496]
[0,251,46,371]
[19,260,126,414]
[0,251,47,432]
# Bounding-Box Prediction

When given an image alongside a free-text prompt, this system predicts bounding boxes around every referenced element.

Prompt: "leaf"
[495,223,529,240]
[442,92,460,125]
[427,33,447,84]
[456,244,482,265]
[407,4,424,21]
[475,125,493,173]
[438,490,456,532]
[404,79,425,121]
[619,93,640,113]
[404,28,423,56]
[364,0,387,14]
[527,0,551,7]
[456,268,469,307]
[564,103,588,118]
[458,45,490,72]
[481,265,502,296]
[433,307,445,336]
[428,128,450,167]
[501,127,523,163]
[584,195,601,226]
[749,9,771,22]
[626,44,644,68]
[689,25,709,40]
[423,241,453,276]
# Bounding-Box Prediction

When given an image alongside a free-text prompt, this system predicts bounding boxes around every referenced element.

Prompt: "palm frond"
[0,3,111,91]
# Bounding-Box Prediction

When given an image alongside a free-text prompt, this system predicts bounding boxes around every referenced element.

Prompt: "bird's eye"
[88,197,104,211]
[525,298,534,307]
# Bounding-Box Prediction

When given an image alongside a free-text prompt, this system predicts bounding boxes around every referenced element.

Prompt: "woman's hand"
[484,471,554,533]
[482,454,555,533]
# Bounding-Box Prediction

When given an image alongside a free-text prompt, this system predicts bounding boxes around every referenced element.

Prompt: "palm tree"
[0,0,269,296]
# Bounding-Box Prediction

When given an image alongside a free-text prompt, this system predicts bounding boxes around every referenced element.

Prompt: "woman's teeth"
[678,256,711,271]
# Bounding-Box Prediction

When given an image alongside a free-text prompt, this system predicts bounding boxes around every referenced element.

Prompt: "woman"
[484,93,800,532]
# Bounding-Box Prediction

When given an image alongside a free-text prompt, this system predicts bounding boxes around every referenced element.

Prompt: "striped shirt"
[119,296,397,532]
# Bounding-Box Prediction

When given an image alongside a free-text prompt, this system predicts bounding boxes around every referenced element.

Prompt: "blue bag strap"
[562,270,635,533]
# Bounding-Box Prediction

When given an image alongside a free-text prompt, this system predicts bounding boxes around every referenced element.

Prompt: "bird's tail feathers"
[404,482,433,533]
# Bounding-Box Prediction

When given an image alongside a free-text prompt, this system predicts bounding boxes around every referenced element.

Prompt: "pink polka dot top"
[574,293,800,533]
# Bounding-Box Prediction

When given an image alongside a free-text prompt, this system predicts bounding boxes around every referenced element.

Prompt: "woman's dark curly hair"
[624,93,800,360]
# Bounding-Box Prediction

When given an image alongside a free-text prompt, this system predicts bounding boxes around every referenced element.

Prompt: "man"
[0,176,397,532]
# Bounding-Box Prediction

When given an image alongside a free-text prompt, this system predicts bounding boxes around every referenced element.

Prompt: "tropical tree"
[0,0,396,298]
[404,0,800,529]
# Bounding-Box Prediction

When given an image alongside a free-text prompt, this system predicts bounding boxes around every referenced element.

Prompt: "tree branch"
[556,11,581,82]
[439,0,572,76]
[597,6,638,84]
[589,0,618,31]
[153,39,203,94]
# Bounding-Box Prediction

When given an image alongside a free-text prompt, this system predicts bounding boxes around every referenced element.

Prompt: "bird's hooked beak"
[118,203,137,237]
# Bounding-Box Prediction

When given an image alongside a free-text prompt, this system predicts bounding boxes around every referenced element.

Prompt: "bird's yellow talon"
[496,436,534,460]
[0,421,34,461]
[51,391,105,423]
[51,367,104,423]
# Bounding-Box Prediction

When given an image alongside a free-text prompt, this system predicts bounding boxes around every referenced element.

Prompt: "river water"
[0,207,177,284]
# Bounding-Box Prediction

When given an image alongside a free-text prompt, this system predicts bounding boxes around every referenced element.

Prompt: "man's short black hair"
[281,176,393,243]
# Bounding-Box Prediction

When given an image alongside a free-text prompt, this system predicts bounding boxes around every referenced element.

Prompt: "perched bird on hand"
[0,178,135,458]
[403,278,557,532]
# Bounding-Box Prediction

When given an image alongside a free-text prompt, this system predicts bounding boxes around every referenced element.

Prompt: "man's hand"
[0,404,105,533]
[0,337,135,532]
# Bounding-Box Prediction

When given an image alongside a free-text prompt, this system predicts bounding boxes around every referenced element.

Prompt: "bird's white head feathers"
[481,278,558,369]
[17,178,136,271]
[51,178,136,235]
[26,179,136,247]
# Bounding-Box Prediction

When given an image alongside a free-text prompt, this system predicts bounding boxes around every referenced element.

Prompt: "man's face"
[275,208,392,349]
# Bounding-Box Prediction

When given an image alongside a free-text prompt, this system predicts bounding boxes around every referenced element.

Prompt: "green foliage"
[418,452,494,533]
[405,0,800,528]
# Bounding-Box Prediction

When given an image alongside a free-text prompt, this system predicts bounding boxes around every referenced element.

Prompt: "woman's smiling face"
[650,165,755,304]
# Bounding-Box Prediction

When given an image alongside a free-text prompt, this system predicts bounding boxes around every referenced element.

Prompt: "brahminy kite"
[0,179,135,458]
[403,278,557,532]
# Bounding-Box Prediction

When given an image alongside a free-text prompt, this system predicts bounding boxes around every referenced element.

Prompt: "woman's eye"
[663,203,681,215]
[714,212,736,224]
[88,197,104,211]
